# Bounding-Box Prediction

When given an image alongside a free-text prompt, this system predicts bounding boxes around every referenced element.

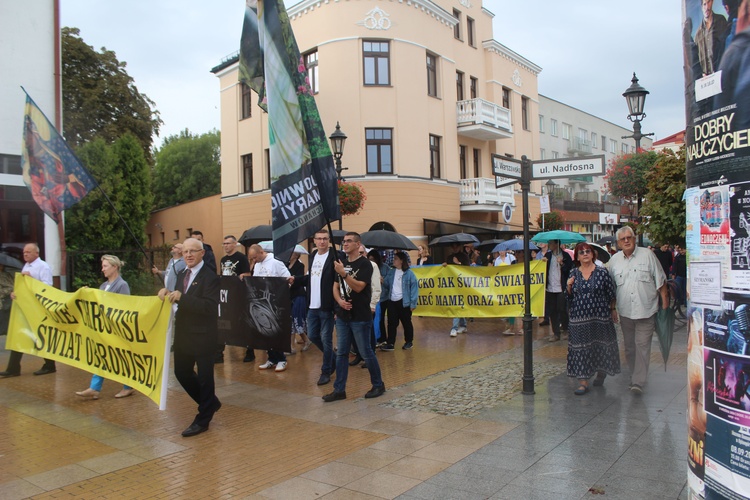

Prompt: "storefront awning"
[423,218,535,239]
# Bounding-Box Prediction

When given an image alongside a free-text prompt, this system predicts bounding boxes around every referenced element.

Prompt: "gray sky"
[61,0,685,147]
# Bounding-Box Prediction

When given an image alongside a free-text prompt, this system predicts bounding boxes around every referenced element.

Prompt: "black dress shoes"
[243,349,255,362]
[33,366,56,376]
[0,370,20,378]
[322,391,346,402]
[364,385,386,399]
[212,400,222,414]
[317,374,331,385]
[181,423,208,437]
[348,354,363,366]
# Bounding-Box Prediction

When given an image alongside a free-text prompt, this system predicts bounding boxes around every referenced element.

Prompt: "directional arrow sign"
[491,154,523,179]
[531,154,605,180]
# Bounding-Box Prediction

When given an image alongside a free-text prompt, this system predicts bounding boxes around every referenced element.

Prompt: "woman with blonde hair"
[416,245,432,266]
[75,255,135,399]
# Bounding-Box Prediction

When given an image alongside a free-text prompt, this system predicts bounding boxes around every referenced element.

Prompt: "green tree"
[536,210,565,230]
[62,27,161,158]
[65,134,153,251]
[153,129,221,208]
[639,147,687,245]
[602,150,659,206]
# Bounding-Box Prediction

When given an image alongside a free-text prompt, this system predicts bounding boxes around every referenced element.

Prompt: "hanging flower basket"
[338,181,366,216]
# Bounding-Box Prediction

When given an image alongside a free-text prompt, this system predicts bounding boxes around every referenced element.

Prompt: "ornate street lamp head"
[329,122,347,160]
[623,72,649,121]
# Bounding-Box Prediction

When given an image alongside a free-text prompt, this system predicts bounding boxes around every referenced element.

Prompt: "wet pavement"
[0,316,688,499]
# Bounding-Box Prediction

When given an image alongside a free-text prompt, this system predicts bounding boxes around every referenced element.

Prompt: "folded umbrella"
[655,307,676,370]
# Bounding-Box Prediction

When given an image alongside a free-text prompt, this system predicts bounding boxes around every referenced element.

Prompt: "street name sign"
[491,155,523,179]
[531,155,605,180]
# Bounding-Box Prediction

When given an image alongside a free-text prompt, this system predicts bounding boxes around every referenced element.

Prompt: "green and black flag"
[239,0,340,259]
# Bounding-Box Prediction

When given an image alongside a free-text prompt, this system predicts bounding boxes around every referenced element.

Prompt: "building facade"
[0,0,61,276]
[537,95,654,241]
[212,0,548,255]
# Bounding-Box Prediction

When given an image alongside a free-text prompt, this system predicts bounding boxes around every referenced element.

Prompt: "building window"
[502,87,510,109]
[610,140,617,153]
[591,132,598,148]
[539,115,545,133]
[305,50,319,94]
[426,53,438,97]
[521,97,529,131]
[552,151,559,159]
[540,148,546,160]
[265,149,271,188]
[365,128,393,174]
[562,123,571,140]
[459,145,468,179]
[240,83,252,120]
[456,71,465,101]
[601,135,607,150]
[429,134,441,178]
[363,40,390,86]
[242,153,253,193]
[578,128,587,141]
[550,119,558,136]
[470,76,478,99]
[473,148,481,177]
[0,154,22,175]
[467,17,475,47]
[453,9,462,40]
[622,143,628,154]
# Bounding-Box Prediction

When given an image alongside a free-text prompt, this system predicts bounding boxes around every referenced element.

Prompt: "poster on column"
[684,0,750,497]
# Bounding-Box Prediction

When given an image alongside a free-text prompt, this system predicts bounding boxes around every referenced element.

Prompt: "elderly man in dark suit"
[159,237,221,437]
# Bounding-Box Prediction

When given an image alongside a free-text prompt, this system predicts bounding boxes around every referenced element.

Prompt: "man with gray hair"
[607,226,668,394]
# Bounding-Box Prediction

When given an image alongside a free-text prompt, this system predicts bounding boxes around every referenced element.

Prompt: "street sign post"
[491,155,523,179]
[531,154,605,180]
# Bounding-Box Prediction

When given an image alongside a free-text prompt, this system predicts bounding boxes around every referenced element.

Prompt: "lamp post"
[329,122,348,230]
[621,73,654,246]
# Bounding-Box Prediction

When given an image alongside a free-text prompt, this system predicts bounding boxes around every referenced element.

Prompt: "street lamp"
[329,122,348,229]
[621,73,654,246]
[542,179,556,230]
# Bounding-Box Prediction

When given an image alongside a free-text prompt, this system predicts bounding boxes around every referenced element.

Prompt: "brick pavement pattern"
[0,316,688,499]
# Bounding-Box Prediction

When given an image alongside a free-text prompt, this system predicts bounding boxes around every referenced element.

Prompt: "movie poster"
[684,0,750,497]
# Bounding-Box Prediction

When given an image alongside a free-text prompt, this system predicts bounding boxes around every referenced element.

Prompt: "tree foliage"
[639,147,687,245]
[152,129,221,208]
[65,134,153,252]
[536,210,565,230]
[602,150,659,204]
[62,27,161,159]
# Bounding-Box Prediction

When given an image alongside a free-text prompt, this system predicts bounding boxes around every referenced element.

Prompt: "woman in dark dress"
[565,242,620,395]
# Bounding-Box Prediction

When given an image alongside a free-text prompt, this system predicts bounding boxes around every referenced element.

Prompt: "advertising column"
[684,0,750,497]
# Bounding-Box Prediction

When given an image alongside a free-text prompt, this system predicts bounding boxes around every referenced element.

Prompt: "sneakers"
[503,329,515,336]
[275,361,288,372]
[402,342,413,350]
[302,340,313,352]
[450,329,458,337]
[547,336,560,342]
[630,384,643,395]
[457,326,467,334]
[380,344,395,352]
[259,361,276,370]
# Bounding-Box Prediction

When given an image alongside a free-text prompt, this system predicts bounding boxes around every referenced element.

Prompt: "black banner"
[217,276,291,352]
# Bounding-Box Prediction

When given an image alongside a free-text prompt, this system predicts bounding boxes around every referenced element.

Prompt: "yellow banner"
[412,260,546,317]
[7,274,172,406]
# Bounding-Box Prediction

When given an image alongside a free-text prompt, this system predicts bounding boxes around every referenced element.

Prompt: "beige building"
[210,0,545,256]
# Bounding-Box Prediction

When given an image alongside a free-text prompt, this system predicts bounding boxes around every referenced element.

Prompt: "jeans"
[90,374,132,392]
[307,309,335,375]
[334,319,384,394]
[452,317,467,330]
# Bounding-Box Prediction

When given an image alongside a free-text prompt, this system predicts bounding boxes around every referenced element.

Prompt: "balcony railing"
[460,177,515,207]
[456,98,512,140]
[567,136,592,155]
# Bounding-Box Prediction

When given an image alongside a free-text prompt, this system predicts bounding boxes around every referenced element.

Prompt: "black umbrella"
[477,238,507,250]
[589,243,611,264]
[238,225,272,246]
[428,233,480,246]
[330,229,349,245]
[596,236,617,245]
[360,230,418,250]
[0,252,23,269]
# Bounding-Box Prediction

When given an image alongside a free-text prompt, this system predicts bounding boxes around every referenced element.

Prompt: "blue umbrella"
[492,240,538,252]
[532,230,586,245]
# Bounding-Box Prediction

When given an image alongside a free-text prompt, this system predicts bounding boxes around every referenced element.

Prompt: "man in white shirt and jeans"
[1,243,56,377]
